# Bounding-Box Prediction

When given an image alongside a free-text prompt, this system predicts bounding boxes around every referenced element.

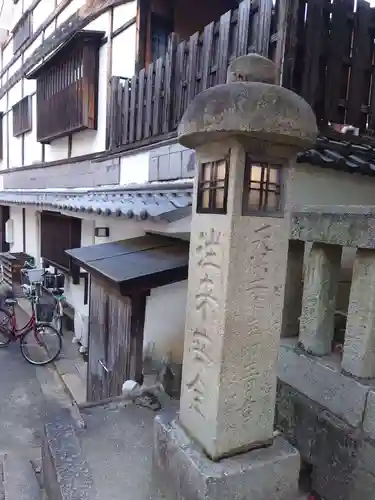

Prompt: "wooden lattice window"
[242,156,282,215]
[197,158,229,214]
[12,96,32,137]
[13,11,32,52]
[27,30,104,144]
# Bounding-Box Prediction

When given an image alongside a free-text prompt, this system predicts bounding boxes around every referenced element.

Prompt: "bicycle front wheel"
[0,308,12,347]
[51,309,63,336]
[20,323,62,365]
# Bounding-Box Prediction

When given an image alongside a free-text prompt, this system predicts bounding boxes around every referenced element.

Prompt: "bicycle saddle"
[51,288,64,296]
[4,298,17,305]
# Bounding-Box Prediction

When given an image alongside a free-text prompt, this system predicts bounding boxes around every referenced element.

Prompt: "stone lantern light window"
[197,158,229,214]
[242,155,282,215]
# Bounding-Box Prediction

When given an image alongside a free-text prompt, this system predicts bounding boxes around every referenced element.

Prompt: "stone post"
[153,54,317,500]
[342,248,375,378]
[281,240,305,338]
[299,243,342,355]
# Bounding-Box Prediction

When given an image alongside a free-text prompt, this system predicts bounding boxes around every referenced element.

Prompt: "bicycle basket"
[25,268,45,284]
[36,302,54,323]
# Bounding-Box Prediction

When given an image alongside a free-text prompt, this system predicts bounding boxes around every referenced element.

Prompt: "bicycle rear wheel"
[20,323,62,365]
[0,308,12,347]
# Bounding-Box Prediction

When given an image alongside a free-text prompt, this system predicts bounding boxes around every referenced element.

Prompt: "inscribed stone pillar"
[299,243,342,356]
[342,249,375,378]
[153,53,318,500]
[179,145,291,459]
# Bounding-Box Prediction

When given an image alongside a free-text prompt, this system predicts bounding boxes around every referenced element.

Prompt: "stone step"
[3,453,41,500]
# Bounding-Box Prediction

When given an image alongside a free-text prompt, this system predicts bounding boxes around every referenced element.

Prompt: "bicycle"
[0,287,62,366]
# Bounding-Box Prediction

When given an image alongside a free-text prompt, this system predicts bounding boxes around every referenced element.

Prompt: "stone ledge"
[277,341,372,427]
[290,207,375,248]
[42,409,98,500]
[362,390,375,440]
[153,411,301,500]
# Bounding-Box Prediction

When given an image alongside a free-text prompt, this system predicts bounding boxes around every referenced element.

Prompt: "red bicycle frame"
[6,303,37,340]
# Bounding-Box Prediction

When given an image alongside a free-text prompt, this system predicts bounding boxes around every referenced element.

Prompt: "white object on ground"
[122,380,141,398]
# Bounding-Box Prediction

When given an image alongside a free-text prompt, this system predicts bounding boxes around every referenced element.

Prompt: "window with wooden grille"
[12,96,32,137]
[27,30,104,144]
[41,212,81,282]
[13,11,32,52]
[242,157,282,215]
[197,158,229,214]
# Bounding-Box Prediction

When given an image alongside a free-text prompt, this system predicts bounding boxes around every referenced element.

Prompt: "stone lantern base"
[153,412,301,500]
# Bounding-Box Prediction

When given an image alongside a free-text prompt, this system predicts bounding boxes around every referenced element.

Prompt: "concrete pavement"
[0,341,46,455]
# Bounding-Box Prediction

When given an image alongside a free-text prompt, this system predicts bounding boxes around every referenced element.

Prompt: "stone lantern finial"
[226,53,276,84]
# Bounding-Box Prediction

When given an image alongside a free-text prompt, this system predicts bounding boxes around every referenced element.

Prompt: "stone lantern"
[153,54,318,500]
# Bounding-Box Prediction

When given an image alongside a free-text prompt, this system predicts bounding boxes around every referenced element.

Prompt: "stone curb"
[278,340,371,428]
[43,408,99,500]
[51,364,86,431]
[3,453,41,500]
[16,300,86,431]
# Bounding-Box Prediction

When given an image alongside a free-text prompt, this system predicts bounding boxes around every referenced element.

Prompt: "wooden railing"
[107,0,274,149]
[108,0,375,151]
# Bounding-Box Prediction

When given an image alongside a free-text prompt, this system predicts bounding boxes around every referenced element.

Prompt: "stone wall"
[276,381,375,500]
[276,342,375,500]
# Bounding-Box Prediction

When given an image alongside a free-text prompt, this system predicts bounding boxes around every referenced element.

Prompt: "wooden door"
[87,278,147,402]
[87,280,109,402]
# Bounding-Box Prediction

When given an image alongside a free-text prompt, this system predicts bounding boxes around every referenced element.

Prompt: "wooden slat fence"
[108,0,273,149]
[108,0,375,149]
[282,0,375,133]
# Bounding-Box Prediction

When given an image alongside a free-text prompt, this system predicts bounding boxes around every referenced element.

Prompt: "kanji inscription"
[186,228,222,417]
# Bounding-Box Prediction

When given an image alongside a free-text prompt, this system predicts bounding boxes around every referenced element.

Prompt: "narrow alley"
[0,303,80,499]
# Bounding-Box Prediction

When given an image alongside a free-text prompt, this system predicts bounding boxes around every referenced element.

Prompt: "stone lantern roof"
[178,54,318,150]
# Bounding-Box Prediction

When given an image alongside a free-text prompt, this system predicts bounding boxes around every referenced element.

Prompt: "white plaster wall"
[286,165,375,209]
[64,277,88,315]
[8,56,21,79]
[0,114,8,171]
[120,151,150,184]
[113,2,137,31]
[2,42,12,68]
[25,208,40,262]
[143,281,188,364]
[95,217,145,242]
[44,137,69,163]
[111,23,137,77]
[33,0,55,33]
[8,206,24,252]
[8,80,22,108]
